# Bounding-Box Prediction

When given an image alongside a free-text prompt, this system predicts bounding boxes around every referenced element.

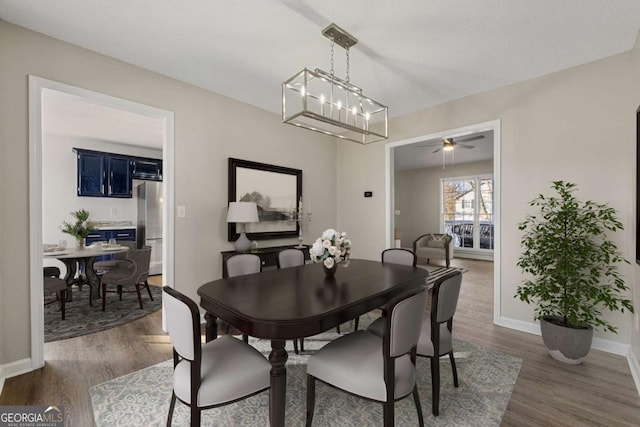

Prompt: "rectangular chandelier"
[282,24,388,145]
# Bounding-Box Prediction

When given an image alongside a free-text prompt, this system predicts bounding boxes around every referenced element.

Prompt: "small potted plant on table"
[61,209,97,249]
[516,181,633,364]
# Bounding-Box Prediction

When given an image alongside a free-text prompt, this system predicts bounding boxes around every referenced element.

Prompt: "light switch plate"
[177,206,186,218]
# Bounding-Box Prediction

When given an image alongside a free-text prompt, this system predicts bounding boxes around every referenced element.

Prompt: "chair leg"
[101,283,107,311]
[306,374,316,427]
[293,339,299,354]
[167,391,176,427]
[412,385,424,427]
[145,280,153,300]
[383,400,395,427]
[354,316,360,331]
[117,285,123,301]
[59,290,66,321]
[243,334,248,343]
[135,284,144,309]
[430,356,440,416]
[336,325,341,334]
[300,338,305,353]
[191,405,201,427]
[449,351,459,387]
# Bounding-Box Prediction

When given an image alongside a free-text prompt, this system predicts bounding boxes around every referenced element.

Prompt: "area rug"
[44,284,162,342]
[90,321,522,426]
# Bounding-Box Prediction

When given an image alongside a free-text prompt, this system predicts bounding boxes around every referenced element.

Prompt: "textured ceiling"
[5,1,640,169]
[2,0,640,120]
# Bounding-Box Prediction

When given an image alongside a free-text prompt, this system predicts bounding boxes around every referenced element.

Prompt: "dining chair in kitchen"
[93,240,136,272]
[100,246,152,311]
[306,287,427,427]
[367,270,463,416]
[163,286,270,427]
[43,266,67,320]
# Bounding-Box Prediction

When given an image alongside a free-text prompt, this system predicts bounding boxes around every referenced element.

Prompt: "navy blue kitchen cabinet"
[75,148,161,197]
[85,228,136,262]
[132,157,162,181]
[107,155,132,197]
[77,150,106,196]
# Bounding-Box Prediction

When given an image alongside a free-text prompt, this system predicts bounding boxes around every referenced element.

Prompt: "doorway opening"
[384,119,501,323]
[29,76,175,369]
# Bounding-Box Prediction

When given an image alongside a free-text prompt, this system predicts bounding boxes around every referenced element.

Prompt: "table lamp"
[227,202,259,251]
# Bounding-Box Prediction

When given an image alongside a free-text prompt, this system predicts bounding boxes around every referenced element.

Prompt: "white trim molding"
[628,350,640,397]
[0,358,34,390]
[498,316,632,356]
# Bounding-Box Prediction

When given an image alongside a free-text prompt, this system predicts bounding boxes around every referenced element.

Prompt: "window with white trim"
[441,175,494,251]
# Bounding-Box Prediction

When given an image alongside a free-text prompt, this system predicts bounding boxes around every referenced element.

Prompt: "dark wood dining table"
[197,258,428,427]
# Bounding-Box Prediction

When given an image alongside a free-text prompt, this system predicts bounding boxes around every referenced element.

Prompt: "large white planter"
[540,316,593,364]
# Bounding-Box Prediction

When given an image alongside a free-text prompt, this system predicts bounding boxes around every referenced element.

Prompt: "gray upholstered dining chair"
[276,248,305,269]
[224,254,261,341]
[306,288,427,427]
[93,240,136,272]
[276,249,306,353]
[43,266,67,320]
[100,246,152,311]
[368,270,463,416]
[163,286,270,426]
[225,253,261,278]
[352,248,418,332]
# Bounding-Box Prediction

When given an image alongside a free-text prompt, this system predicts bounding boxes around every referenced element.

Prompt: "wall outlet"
[177,206,186,218]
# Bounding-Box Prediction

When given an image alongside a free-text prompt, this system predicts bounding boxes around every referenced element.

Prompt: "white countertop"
[96,225,136,230]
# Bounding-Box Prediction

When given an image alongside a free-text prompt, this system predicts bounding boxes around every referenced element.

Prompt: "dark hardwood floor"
[1,262,639,426]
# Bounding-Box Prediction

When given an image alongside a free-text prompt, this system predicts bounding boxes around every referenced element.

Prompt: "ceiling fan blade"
[411,142,441,148]
[432,147,442,153]
[457,144,475,149]
[456,135,485,143]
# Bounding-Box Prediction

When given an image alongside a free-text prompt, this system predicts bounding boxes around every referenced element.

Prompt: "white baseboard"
[0,357,36,393]
[497,316,630,355]
[628,350,640,397]
[453,251,494,261]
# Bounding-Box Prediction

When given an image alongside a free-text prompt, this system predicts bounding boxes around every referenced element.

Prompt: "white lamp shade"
[227,202,259,223]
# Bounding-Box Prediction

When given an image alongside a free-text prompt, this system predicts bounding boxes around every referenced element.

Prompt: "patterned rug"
[90,315,521,426]
[44,284,162,342]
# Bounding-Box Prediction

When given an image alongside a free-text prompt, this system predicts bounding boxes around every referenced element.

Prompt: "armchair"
[413,233,453,267]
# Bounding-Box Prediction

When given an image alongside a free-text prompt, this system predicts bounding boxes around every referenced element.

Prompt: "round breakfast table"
[44,245,129,305]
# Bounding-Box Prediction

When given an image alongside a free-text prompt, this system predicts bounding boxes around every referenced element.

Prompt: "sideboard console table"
[220,244,311,278]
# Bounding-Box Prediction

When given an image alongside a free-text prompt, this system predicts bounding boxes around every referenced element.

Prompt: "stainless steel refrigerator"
[137,182,163,275]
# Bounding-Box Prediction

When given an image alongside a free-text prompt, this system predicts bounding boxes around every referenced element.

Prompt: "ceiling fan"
[413,134,485,153]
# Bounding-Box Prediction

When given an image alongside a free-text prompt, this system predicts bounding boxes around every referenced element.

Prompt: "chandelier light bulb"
[300,86,306,97]
[337,100,342,110]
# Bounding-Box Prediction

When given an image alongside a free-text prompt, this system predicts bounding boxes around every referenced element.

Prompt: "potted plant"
[516,181,634,364]
[61,209,97,249]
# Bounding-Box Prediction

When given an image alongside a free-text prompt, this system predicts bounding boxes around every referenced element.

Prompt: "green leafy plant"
[61,209,96,240]
[516,181,633,333]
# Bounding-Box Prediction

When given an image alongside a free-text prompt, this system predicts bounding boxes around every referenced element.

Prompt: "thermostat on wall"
[364,191,373,197]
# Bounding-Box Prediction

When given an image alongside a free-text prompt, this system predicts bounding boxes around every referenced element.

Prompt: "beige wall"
[0,21,337,366]
[395,160,493,248]
[338,48,636,347]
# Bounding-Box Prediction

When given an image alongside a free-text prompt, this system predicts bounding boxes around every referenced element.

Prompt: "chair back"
[277,248,305,269]
[163,286,200,361]
[126,246,152,283]
[381,248,417,267]
[43,266,61,278]
[226,254,261,277]
[432,272,463,324]
[383,288,427,357]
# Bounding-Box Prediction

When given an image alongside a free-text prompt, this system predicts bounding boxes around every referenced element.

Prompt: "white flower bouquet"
[309,228,352,269]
